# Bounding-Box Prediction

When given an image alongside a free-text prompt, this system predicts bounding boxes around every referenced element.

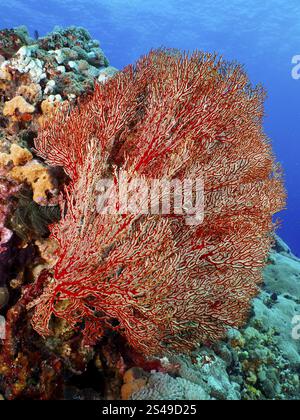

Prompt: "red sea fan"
[30,50,285,356]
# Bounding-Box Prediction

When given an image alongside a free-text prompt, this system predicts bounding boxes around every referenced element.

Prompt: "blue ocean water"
[1,0,299,254]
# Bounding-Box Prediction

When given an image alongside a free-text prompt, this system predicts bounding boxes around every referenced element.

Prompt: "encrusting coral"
[0,144,55,204]
[28,50,285,357]
[3,95,35,122]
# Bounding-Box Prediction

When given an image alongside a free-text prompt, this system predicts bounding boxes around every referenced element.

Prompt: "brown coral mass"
[31,50,285,356]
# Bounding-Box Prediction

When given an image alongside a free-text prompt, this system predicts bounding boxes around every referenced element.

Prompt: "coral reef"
[0,27,29,59]
[0,23,112,315]
[121,238,300,400]
[122,350,241,400]
[219,239,300,400]
[0,25,296,401]
[0,26,117,137]
[0,24,115,260]
[232,238,300,399]
[31,50,285,356]
[0,26,118,400]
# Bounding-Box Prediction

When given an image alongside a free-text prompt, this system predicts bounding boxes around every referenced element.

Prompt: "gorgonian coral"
[30,50,285,356]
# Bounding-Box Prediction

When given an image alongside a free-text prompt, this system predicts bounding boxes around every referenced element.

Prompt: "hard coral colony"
[29,50,285,356]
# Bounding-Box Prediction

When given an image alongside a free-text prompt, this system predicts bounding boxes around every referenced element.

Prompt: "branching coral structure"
[29,50,285,357]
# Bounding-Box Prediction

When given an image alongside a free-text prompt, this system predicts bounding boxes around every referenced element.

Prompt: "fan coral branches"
[31,50,285,356]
